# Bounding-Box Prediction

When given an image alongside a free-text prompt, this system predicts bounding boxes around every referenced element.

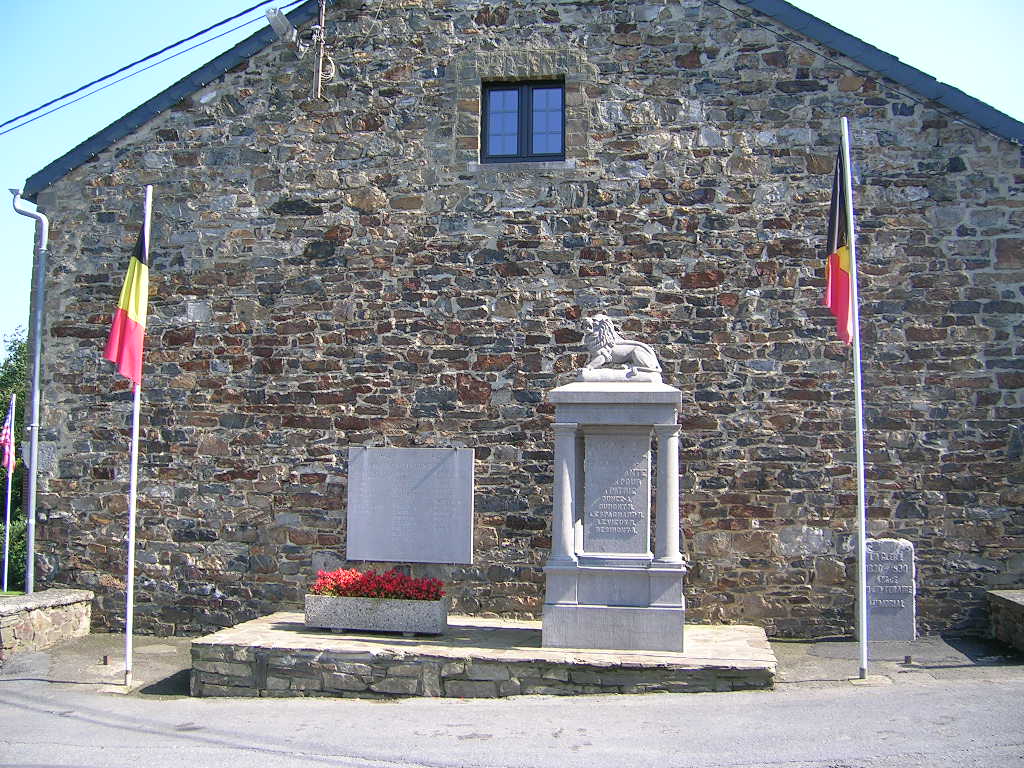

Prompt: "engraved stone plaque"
[866,538,916,641]
[582,430,651,555]
[346,447,474,565]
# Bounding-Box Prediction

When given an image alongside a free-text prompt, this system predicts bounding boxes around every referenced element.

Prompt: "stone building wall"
[30,0,1024,636]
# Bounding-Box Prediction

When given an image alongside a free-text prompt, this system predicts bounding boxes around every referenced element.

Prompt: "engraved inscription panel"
[346,447,474,564]
[866,538,916,641]
[583,432,650,554]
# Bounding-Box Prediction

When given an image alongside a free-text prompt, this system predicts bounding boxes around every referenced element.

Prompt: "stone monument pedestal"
[542,378,686,652]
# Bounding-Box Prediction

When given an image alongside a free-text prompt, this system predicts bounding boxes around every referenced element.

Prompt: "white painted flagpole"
[840,117,869,679]
[124,382,141,687]
[2,394,13,592]
[124,184,152,688]
[2,470,9,592]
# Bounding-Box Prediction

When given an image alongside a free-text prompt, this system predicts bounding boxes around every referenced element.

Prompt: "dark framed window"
[481,80,565,163]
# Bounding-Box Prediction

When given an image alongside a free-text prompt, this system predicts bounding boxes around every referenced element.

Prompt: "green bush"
[1,512,26,591]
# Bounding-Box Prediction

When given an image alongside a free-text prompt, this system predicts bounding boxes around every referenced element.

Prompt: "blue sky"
[1,0,1022,345]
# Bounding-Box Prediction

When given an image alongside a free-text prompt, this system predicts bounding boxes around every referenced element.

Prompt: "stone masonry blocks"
[28,0,1024,639]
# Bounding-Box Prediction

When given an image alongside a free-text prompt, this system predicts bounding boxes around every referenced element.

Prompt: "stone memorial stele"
[346,447,474,565]
[542,315,687,652]
[866,537,916,641]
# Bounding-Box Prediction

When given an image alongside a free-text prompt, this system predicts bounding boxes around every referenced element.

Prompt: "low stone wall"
[0,589,94,659]
[190,613,775,698]
[192,645,772,697]
[988,590,1024,653]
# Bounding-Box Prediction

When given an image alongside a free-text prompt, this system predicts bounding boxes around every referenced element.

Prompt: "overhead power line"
[0,0,303,135]
[0,15,262,138]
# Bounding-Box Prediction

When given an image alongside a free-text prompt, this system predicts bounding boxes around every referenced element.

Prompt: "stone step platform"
[989,590,1024,653]
[190,612,775,698]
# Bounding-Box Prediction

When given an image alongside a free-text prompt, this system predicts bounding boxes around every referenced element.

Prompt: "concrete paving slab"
[0,631,193,694]
[849,674,893,686]
[771,634,1024,689]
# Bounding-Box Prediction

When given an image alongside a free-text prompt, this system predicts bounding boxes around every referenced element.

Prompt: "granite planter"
[304,594,447,635]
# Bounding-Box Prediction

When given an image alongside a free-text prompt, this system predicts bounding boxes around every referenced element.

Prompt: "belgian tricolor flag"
[823,150,853,344]
[103,227,149,385]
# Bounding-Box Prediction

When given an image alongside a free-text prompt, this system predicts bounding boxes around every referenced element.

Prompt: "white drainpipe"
[9,189,48,594]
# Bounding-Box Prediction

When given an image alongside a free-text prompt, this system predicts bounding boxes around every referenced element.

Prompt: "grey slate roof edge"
[22,0,320,202]
[738,0,1024,144]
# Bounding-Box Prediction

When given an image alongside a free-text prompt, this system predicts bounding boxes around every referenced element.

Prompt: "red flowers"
[310,568,445,602]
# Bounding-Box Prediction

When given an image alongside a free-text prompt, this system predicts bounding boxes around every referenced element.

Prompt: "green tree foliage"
[0,329,27,591]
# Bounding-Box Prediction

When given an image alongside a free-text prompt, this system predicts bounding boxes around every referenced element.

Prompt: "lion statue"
[581,314,662,374]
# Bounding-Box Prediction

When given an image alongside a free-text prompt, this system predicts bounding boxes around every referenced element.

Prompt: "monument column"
[549,422,579,565]
[654,423,682,564]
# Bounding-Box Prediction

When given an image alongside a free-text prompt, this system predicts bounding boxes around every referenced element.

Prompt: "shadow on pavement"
[924,634,1024,668]
[139,668,190,696]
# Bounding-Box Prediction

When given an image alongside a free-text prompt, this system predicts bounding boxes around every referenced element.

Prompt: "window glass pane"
[487,89,519,156]
[531,87,563,155]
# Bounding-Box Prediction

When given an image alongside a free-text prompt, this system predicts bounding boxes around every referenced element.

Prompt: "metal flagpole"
[840,117,869,679]
[2,468,9,592]
[124,382,141,687]
[124,184,151,688]
[2,394,14,592]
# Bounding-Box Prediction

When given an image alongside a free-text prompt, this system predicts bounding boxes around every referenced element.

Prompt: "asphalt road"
[1,634,1023,768]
